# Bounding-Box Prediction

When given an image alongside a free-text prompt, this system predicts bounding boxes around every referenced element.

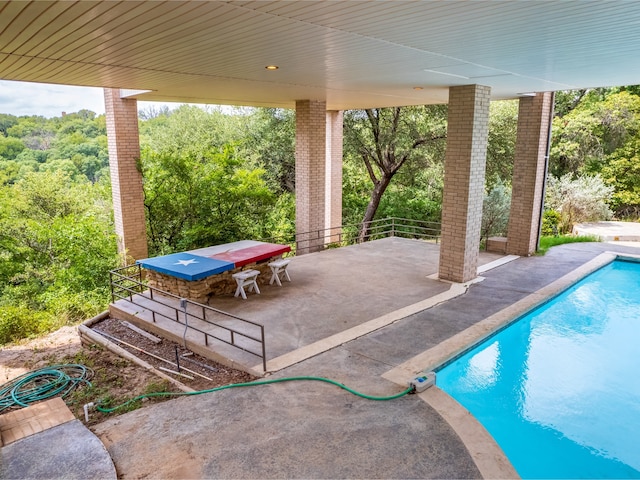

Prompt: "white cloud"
[0,80,237,118]
[0,80,105,117]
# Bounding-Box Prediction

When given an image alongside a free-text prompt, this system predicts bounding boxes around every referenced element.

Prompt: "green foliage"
[263,193,296,243]
[551,90,640,178]
[0,136,25,160]
[142,145,275,254]
[343,106,448,236]
[242,108,295,193]
[537,234,600,255]
[144,380,172,395]
[601,138,640,218]
[0,113,18,137]
[541,210,561,236]
[0,305,54,345]
[544,173,613,233]
[0,170,119,344]
[376,163,444,222]
[481,180,511,246]
[486,100,518,187]
[0,111,108,184]
[140,104,245,157]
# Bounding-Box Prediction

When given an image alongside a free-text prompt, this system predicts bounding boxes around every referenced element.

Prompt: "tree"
[0,136,25,160]
[0,171,119,343]
[481,180,511,247]
[141,145,275,254]
[242,108,295,193]
[140,104,245,156]
[486,100,518,187]
[550,90,640,177]
[544,174,613,233]
[344,106,447,241]
[601,138,640,218]
[0,114,18,137]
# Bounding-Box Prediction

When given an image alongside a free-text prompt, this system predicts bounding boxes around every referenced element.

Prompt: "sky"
[0,79,185,117]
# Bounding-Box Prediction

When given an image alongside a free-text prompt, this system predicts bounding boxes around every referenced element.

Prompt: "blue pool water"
[437,259,640,478]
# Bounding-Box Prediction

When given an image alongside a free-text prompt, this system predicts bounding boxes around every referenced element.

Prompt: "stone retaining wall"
[144,258,279,303]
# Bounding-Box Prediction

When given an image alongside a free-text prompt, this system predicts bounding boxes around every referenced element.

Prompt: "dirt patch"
[0,326,82,382]
[0,319,256,427]
[89,317,256,391]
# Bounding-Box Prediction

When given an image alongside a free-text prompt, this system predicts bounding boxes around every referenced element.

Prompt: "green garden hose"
[0,364,93,413]
[96,375,414,413]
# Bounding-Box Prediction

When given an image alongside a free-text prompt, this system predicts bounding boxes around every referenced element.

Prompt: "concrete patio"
[93,239,640,478]
[110,237,505,374]
[6,238,640,479]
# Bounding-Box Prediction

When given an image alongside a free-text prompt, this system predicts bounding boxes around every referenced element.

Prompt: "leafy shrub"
[481,180,511,246]
[541,210,561,236]
[0,305,54,345]
[544,173,613,233]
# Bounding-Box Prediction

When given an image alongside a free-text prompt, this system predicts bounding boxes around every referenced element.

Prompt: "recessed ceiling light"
[413,86,424,90]
[265,65,279,70]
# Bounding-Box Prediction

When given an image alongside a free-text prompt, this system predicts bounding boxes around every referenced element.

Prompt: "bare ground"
[0,318,256,426]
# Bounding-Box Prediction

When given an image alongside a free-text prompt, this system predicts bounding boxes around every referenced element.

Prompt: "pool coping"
[382,251,631,479]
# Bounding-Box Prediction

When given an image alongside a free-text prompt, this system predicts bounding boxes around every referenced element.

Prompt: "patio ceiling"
[1,1,640,110]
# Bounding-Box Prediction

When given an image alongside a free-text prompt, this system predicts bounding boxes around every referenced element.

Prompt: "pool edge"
[382,251,622,479]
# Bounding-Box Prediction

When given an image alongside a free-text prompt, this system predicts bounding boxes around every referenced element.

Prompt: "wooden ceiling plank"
[56,1,178,62]
[4,2,94,56]
[0,0,34,38]
[1,2,60,52]
[101,4,243,67]
[23,1,127,58]
[127,14,299,72]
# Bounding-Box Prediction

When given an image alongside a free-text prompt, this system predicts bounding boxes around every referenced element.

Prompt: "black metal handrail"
[262,217,441,254]
[109,264,267,371]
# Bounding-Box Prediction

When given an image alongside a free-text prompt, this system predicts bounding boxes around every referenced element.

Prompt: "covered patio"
[95,240,640,479]
[3,1,640,286]
[109,237,506,374]
[4,3,640,477]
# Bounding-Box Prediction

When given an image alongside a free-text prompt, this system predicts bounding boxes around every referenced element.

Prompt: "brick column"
[438,85,491,283]
[104,88,148,263]
[325,110,343,244]
[295,100,327,253]
[507,92,554,256]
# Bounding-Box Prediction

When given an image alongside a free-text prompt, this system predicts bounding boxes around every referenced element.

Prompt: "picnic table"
[136,241,291,302]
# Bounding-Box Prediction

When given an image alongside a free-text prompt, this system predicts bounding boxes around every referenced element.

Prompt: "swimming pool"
[436,259,640,478]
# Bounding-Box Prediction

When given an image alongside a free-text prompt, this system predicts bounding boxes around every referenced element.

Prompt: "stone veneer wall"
[145,260,279,304]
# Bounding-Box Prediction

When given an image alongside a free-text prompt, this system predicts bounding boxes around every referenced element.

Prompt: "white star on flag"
[174,259,198,266]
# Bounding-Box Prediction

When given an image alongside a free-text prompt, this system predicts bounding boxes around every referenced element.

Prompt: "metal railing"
[109,264,267,371]
[107,217,438,371]
[262,217,441,255]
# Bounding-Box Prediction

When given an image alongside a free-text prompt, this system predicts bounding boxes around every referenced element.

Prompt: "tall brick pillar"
[507,92,554,256]
[104,88,148,263]
[295,100,327,253]
[325,110,343,243]
[438,85,491,283]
